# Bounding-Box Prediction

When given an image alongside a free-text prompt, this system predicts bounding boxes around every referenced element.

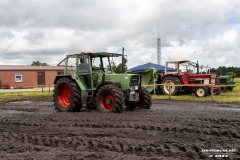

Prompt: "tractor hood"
[105,73,141,90]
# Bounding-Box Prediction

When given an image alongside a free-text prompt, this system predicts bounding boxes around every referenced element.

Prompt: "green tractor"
[219,75,236,91]
[53,49,152,113]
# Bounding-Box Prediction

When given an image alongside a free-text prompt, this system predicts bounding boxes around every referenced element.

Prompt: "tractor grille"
[129,75,140,86]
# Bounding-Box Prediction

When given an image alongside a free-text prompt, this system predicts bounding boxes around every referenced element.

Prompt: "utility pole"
[157,21,161,65]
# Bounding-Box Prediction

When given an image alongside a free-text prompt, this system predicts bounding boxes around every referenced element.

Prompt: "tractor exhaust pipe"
[122,47,125,73]
[196,61,199,74]
[220,66,222,76]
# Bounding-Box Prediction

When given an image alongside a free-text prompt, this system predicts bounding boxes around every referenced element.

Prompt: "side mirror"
[124,57,127,64]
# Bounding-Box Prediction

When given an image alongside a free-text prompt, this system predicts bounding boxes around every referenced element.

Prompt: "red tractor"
[157,60,220,97]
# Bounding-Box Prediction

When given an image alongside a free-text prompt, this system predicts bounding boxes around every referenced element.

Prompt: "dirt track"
[0,100,239,160]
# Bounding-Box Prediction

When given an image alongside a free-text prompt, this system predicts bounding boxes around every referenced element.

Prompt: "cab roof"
[165,60,191,64]
[66,52,122,57]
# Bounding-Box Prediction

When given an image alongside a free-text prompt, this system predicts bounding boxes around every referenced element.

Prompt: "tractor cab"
[165,60,198,75]
[57,52,121,89]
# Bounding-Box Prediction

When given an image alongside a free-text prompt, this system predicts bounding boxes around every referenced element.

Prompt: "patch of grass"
[0,91,53,103]
[153,78,240,103]
[234,77,240,83]
[1,78,240,104]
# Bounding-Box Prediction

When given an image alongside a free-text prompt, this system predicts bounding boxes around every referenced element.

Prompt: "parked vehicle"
[219,75,235,91]
[157,60,220,97]
[53,49,152,113]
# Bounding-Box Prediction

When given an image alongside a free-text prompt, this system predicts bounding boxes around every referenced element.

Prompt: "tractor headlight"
[71,74,76,79]
[130,86,138,90]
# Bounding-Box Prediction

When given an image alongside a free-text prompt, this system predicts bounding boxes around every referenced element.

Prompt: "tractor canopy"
[66,52,122,57]
[219,75,235,85]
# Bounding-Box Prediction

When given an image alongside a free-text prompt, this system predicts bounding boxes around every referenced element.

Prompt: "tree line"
[31,60,239,77]
[31,61,48,66]
[210,66,240,77]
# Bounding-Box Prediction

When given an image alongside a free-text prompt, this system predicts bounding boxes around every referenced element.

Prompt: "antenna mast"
[157,21,161,65]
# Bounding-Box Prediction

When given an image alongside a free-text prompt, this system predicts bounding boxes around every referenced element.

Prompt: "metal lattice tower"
[157,21,161,65]
[157,37,161,65]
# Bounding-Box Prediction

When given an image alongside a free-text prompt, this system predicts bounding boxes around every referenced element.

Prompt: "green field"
[152,77,240,103]
[0,91,52,103]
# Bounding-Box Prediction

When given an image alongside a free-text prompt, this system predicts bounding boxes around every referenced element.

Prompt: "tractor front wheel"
[126,87,152,110]
[53,77,82,112]
[194,86,208,97]
[96,84,124,113]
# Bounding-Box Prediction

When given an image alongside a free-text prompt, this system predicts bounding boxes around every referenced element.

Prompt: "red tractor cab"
[158,60,220,97]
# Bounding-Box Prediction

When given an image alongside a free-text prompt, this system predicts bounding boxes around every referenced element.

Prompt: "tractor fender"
[161,75,185,84]
[96,81,121,90]
[54,75,73,84]
[160,75,180,83]
[94,81,121,95]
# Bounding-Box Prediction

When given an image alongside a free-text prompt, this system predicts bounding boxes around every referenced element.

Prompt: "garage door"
[37,72,45,85]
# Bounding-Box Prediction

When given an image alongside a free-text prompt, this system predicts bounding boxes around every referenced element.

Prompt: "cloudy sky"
[0,0,240,68]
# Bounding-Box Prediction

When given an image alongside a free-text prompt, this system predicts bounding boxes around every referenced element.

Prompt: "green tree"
[41,62,48,66]
[112,63,127,73]
[31,61,48,66]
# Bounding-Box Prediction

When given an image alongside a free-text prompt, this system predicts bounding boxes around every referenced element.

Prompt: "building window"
[15,73,23,82]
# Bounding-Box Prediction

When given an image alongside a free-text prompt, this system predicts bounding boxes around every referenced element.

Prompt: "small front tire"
[96,84,124,113]
[194,86,208,97]
[126,87,152,110]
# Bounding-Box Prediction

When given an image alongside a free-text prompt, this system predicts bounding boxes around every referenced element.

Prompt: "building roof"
[130,62,174,73]
[0,65,64,71]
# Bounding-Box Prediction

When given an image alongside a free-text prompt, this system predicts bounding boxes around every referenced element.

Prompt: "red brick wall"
[45,71,58,86]
[0,70,59,88]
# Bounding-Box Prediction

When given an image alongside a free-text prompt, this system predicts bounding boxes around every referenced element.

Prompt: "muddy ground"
[0,99,239,160]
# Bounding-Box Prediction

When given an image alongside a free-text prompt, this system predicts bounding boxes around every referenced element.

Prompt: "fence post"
[211,84,214,103]
[168,84,171,100]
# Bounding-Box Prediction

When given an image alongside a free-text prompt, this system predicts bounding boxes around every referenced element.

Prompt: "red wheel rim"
[58,85,72,108]
[100,94,114,111]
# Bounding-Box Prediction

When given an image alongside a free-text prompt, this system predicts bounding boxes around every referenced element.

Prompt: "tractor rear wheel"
[161,76,181,95]
[53,77,82,112]
[214,87,221,95]
[195,86,208,97]
[228,86,233,91]
[126,87,152,110]
[96,84,124,113]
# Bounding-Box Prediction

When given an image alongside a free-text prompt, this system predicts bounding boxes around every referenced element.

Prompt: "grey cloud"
[0,0,240,68]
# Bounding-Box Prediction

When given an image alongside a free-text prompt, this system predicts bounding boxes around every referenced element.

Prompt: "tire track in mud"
[0,118,239,159]
[0,130,206,159]
[0,101,239,159]
[1,116,239,139]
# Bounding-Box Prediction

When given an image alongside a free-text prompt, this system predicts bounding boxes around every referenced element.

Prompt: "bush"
[0,80,2,88]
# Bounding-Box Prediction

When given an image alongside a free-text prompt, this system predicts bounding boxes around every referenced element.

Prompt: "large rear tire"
[53,78,82,112]
[214,87,221,95]
[161,76,181,95]
[96,84,124,113]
